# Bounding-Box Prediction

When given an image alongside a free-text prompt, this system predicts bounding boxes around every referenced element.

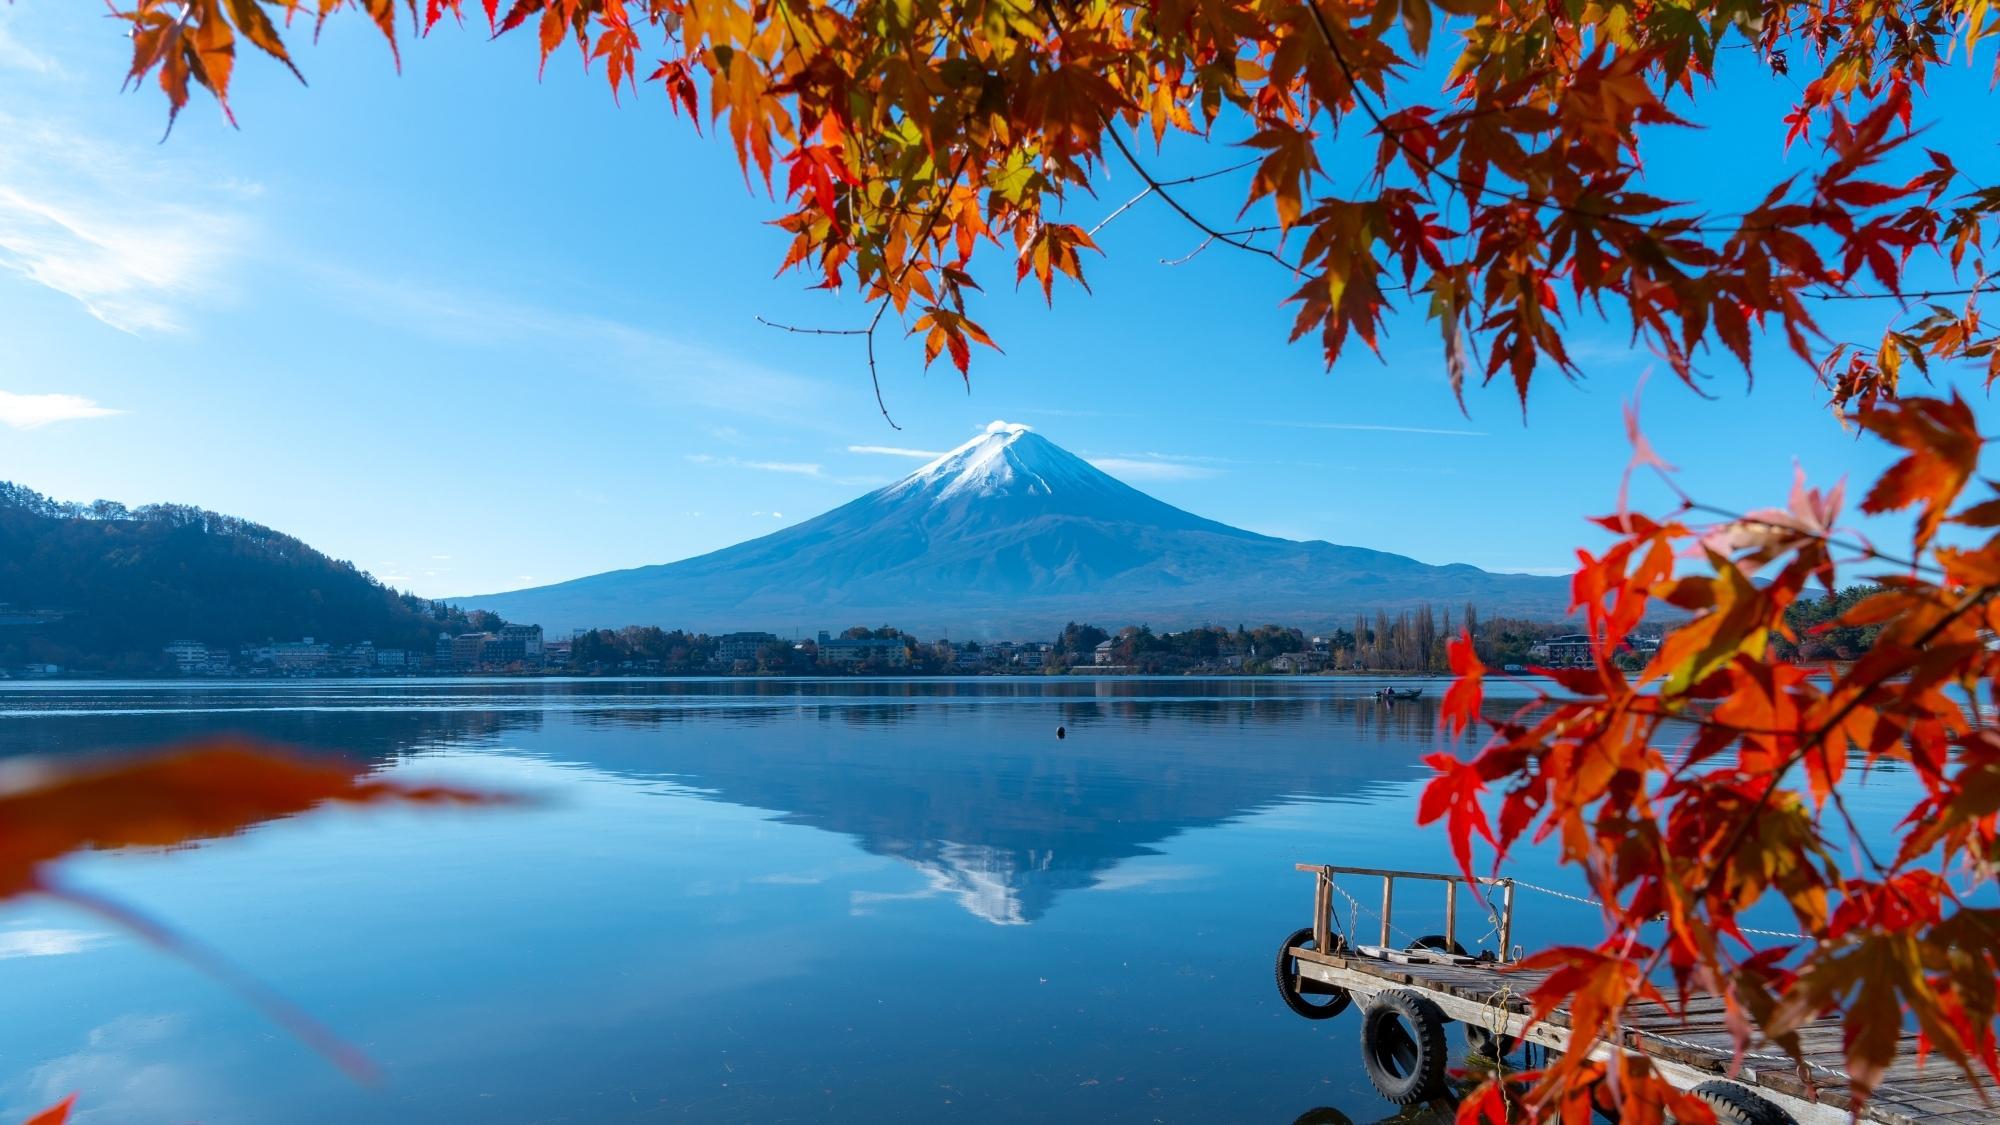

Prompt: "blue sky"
[0,1,1987,600]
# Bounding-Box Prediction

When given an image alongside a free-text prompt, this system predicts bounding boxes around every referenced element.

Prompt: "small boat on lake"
[1374,688,1424,701]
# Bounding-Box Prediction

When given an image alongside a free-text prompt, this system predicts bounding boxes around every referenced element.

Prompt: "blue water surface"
[0,677,1842,1124]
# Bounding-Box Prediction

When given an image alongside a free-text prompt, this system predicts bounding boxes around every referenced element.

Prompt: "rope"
[1738,925,1812,940]
[1481,983,1519,1042]
[1329,879,1420,946]
[1511,880,1810,941]
[1510,879,1604,908]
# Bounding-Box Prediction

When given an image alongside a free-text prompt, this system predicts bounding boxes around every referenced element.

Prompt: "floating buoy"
[1056,725,1066,739]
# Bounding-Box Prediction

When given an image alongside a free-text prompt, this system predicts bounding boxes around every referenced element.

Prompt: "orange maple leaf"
[1856,394,1982,548]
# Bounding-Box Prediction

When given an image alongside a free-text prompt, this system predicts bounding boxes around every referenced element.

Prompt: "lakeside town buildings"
[147,625,1078,677]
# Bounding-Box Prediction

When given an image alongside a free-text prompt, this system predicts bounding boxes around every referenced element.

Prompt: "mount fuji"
[461,422,1569,637]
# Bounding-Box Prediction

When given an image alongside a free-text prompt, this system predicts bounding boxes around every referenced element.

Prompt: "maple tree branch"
[753,315,901,427]
[754,317,867,337]
[1804,284,1996,301]
[1100,127,1300,273]
[1297,0,1767,239]
[1694,581,2000,901]
[1088,157,1262,239]
[1089,186,1154,238]
[756,150,979,430]
[1680,501,1944,576]
[1827,783,1895,880]
[1161,235,1216,266]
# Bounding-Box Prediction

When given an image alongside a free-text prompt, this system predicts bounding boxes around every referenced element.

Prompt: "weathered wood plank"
[1283,941,1993,1125]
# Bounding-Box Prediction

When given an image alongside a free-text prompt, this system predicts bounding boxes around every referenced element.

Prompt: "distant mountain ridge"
[461,422,1570,637]
[0,482,500,673]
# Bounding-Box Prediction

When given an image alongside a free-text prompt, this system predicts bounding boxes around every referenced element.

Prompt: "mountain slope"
[462,422,1569,637]
[0,482,502,672]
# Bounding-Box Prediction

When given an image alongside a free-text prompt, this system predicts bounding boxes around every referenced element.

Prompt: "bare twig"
[1091,156,1263,237]
[1803,285,1994,302]
[1100,127,1301,273]
[753,152,977,430]
[755,317,867,337]
[1161,235,1217,266]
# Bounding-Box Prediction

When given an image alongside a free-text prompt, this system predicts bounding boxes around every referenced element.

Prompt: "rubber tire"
[1275,927,1352,1020]
[1687,1081,1793,1125]
[1464,1022,1520,1060]
[1360,988,1450,1105]
[1406,934,1469,957]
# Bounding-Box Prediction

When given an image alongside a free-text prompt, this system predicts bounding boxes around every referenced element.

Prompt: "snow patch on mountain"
[460,422,1572,636]
[895,420,1091,502]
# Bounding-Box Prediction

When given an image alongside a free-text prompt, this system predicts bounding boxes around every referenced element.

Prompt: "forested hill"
[0,482,501,673]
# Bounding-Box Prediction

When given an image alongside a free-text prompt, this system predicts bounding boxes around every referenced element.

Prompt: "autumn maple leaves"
[1423,394,2000,1119]
[109,0,1999,425]
[2,741,515,1118]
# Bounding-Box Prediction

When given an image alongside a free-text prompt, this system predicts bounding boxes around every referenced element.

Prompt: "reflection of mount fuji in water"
[0,680,1448,927]
[562,681,1449,925]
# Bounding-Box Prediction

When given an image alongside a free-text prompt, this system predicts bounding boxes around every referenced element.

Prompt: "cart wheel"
[1684,1081,1794,1125]
[1360,989,1449,1104]
[1275,927,1352,1020]
[1406,934,1468,957]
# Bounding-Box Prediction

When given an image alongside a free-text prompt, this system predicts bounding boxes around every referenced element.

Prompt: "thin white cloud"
[23,1013,210,1124]
[848,444,945,458]
[1014,407,1137,420]
[0,113,252,332]
[0,14,58,75]
[1088,456,1220,482]
[0,390,124,429]
[0,928,109,959]
[1088,864,1212,893]
[750,872,831,885]
[687,453,824,477]
[318,268,841,427]
[1260,420,1488,437]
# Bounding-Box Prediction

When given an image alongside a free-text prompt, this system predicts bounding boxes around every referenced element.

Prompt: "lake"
[0,677,1847,1123]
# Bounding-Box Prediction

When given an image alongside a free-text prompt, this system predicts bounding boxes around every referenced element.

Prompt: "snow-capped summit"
[895,421,1143,507]
[463,425,1569,636]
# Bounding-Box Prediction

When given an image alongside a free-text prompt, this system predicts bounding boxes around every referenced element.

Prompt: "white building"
[163,640,208,674]
[268,638,332,672]
[499,624,545,660]
[816,635,909,668]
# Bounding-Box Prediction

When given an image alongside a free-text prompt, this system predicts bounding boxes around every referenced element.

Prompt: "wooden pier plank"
[1288,947,1994,1125]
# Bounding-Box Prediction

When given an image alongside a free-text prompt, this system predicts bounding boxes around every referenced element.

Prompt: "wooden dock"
[1281,864,1996,1124]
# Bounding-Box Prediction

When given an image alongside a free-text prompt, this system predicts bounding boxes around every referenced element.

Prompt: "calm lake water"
[0,677,1900,1123]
